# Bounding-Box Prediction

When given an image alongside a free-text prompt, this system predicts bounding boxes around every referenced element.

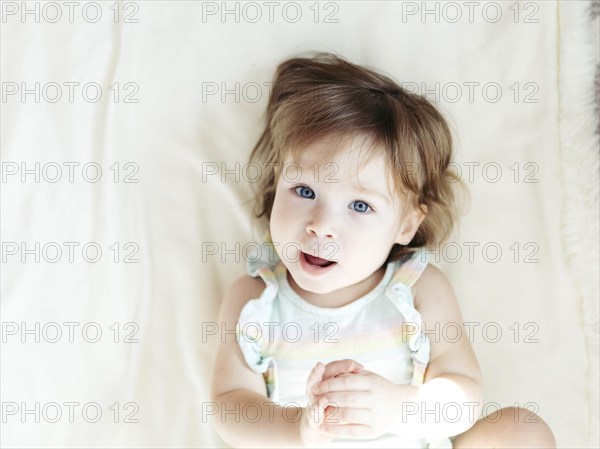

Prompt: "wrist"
[298,403,332,448]
[298,406,309,447]
[387,383,421,435]
[298,405,318,448]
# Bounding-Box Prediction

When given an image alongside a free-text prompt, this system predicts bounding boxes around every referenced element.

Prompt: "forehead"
[294,136,384,168]
[285,135,390,186]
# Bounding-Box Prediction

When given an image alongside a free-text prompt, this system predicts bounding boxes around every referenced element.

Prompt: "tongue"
[305,253,335,267]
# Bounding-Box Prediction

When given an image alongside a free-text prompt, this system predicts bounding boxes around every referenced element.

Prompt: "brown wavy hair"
[248,52,466,262]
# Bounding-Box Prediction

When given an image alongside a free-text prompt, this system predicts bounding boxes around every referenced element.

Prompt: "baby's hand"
[318,359,365,419]
[299,360,364,447]
[299,362,332,448]
[312,368,400,440]
[320,359,365,381]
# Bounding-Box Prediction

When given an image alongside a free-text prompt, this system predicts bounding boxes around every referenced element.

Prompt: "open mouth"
[302,252,337,268]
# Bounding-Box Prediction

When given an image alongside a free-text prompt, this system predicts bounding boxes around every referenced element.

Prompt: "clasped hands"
[299,359,401,447]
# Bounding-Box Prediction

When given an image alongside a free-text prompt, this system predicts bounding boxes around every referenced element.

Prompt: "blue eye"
[351,200,372,213]
[293,185,315,199]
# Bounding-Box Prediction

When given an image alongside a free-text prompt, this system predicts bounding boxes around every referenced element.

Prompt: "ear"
[395,204,427,245]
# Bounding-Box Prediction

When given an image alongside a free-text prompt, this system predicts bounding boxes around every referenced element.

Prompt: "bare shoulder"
[210,273,269,401]
[411,263,461,319]
[232,273,267,294]
[218,273,268,324]
[411,264,483,385]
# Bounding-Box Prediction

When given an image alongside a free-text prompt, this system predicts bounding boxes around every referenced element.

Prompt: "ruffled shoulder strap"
[385,248,452,447]
[385,247,430,382]
[244,229,282,315]
[388,246,430,288]
[236,229,281,401]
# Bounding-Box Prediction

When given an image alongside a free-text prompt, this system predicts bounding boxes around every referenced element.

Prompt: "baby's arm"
[390,264,484,437]
[210,275,305,448]
[211,276,363,447]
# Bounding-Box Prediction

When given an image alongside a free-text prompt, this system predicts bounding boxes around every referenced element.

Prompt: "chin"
[298,274,347,294]
[300,282,337,295]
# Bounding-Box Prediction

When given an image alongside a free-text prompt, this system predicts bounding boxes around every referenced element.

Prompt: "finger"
[308,362,324,384]
[323,359,363,374]
[318,391,372,409]
[322,359,364,380]
[324,405,371,426]
[317,396,329,425]
[313,372,369,395]
[320,423,372,439]
[305,395,329,427]
[306,362,325,401]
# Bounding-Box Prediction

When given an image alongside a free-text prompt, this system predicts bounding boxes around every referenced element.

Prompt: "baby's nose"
[305,223,335,239]
[305,213,337,239]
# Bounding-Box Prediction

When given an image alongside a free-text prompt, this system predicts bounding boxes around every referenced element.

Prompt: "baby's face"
[269,136,423,301]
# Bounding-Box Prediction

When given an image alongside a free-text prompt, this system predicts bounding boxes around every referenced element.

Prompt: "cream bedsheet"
[1,1,598,447]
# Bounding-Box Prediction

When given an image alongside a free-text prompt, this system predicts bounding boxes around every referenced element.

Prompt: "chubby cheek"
[269,190,291,243]
[352,232,394,264]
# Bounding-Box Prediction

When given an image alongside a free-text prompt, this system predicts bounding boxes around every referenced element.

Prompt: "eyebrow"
[352,184,391,204]
[291,168,391,204]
